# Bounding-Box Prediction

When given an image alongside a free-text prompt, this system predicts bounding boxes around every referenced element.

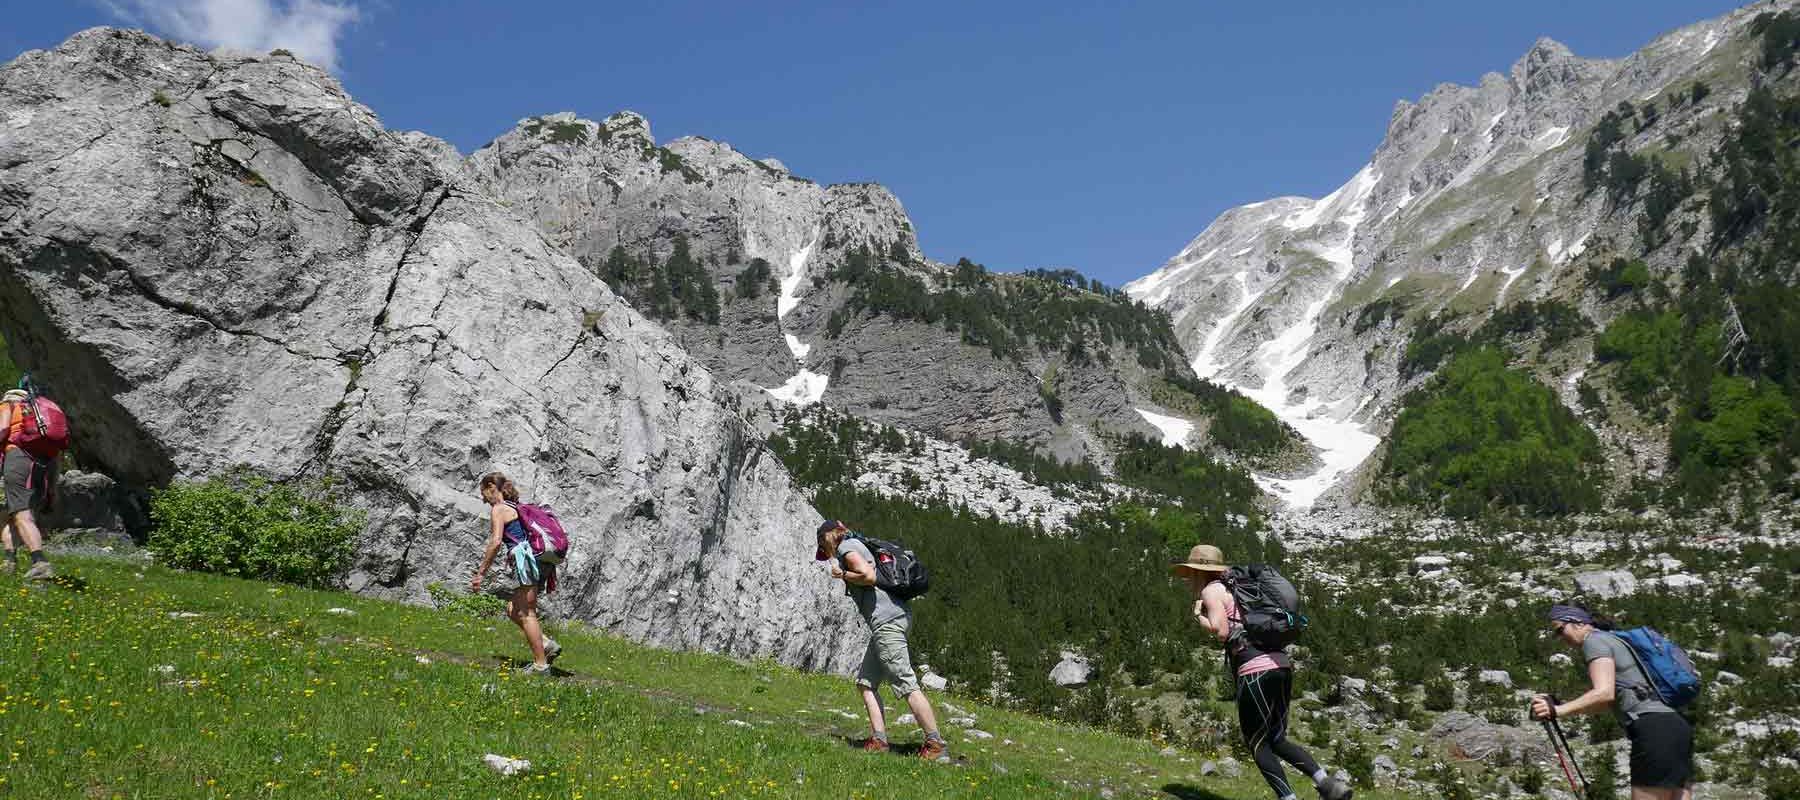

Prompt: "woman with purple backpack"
[470,471,561,675]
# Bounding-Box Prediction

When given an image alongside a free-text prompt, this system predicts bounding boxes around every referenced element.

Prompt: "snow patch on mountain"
[1135,408,1194,449]
[767,370,829,406]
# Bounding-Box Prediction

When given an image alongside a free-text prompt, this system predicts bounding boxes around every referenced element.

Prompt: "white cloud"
[105,0,360,73]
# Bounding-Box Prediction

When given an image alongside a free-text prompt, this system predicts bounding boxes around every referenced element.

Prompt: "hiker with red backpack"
[0,379,68,582]
[1532,604,1697,800]
[470,471,570,675]
[813,519,947,761]
[1173,544,1352,800]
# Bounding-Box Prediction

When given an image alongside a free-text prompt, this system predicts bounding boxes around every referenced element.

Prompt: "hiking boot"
[517,662,552,677]
[918,737,947,762]
[860,737,889,753]
[23,561,54,581]
[543,637,561,664]
[1318,777,1353,800]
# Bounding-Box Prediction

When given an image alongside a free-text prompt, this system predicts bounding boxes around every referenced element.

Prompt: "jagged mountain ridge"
[0,28,865,671]
[452,111,1297,468]
[1127,1,1789,508]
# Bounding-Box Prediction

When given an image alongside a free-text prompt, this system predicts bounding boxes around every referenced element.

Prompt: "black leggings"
[1237,668,1321,799]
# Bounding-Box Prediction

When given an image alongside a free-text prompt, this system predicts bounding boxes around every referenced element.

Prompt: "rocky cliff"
[0,28,863,671]
[1127,1,1792,509]
[459,112,1272,466]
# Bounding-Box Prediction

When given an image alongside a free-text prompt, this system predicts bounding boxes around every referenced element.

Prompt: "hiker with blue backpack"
[1532,604,1697,800]
[471,471,571,676]
[813,519,947,761]
[1173,544,1352,800]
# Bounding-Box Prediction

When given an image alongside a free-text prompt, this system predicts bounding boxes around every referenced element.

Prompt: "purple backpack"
[509,502,571,565]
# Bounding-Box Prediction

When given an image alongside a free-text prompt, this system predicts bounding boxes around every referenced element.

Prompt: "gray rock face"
[0,28,861,672]
[1574,570,1638,599]
[464,112,1210,464]
[1126,3,1781,506]
[1050,651,1092,687]
[1427,711,1551,763]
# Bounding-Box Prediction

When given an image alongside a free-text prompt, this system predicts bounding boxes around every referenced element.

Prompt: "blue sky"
[3,0,1745,285]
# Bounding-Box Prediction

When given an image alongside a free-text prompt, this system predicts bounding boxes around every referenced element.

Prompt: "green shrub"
[1515,761,1546,795]
[426,581,507,618]
[1594,309,1681,409]
[1382,348,1604,515]
[1423,675,1455,711]
[148,469,362,587]
[1586,257,1652,298]
[1333,734,1374,786]
[151,90,172,108]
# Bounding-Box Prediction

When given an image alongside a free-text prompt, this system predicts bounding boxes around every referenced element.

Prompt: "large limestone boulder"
[1427,711,1551,763]
[0,28,861,672]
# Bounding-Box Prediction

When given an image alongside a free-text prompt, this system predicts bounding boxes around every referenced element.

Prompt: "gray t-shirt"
[1584,631,1675,723]
[837,537,909,628]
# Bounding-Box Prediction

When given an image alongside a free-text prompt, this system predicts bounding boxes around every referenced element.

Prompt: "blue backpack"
[1614,627,1702,708]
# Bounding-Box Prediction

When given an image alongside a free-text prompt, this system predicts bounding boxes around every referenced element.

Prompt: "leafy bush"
[426,581,507,618]
[1423,675,1455,711]
[1382,348,1603,516]
[1594,309,1681,410]
[148,470,363,587]
[1586,257,1652,299]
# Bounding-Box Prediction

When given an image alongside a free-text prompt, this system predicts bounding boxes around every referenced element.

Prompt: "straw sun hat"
[1169,544,1229,577]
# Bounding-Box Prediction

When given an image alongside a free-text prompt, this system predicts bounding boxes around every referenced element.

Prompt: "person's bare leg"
[1,523,13,572]
[1631,787,1683,800]
[904,690,939,733]
[861,685,888,736]
[510,585,548,666]
[10,510,43,552]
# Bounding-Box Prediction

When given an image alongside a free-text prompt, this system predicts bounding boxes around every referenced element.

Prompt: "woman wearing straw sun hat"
[1174,544,1351,800]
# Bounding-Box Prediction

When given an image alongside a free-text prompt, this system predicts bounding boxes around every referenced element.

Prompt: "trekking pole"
[1549,714,1590,798]
[1535,695,1589,799]
[1540,720,1581,797]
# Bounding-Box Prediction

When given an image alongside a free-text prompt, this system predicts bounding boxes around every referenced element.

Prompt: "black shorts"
[2,448,48,516]
[1627,712,1693,788]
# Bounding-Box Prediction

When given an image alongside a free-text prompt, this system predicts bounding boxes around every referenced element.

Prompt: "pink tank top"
[1225,596,1281,677]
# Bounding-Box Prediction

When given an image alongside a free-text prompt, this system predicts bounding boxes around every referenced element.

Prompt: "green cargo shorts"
[855,615,920,699]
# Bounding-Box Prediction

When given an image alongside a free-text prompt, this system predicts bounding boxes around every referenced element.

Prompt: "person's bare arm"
[469,507,506,591]
[1198,582,1233,643]
[841,550,878,587]
[1534,656,1616,719]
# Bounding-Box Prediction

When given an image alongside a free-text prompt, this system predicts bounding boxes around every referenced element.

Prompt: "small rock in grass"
[1159,746,1179,757]
[168,611,201,619]
[726,719,752,728]
[482,754,530,776]
[1201,761,1218,776]
[947,716,977,728]
[895,713,916,725]
[326,607,355,615]
[964,729,994,740]
[415,655,431,665]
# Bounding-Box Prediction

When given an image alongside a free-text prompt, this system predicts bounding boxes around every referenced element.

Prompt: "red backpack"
[6,382,69,460]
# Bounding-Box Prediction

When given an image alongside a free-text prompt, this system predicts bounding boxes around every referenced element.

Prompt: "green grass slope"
[0,557,1432,799]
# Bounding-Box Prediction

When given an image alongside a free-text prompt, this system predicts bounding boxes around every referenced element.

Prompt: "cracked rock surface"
[0,28,861,672]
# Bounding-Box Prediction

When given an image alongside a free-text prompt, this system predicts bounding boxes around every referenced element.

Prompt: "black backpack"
[847,532,930,601]
[1224,564,1307,650]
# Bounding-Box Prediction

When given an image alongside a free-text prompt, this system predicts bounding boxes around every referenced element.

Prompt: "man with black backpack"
[1173,544,1351,800]
[814,519,947,761]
